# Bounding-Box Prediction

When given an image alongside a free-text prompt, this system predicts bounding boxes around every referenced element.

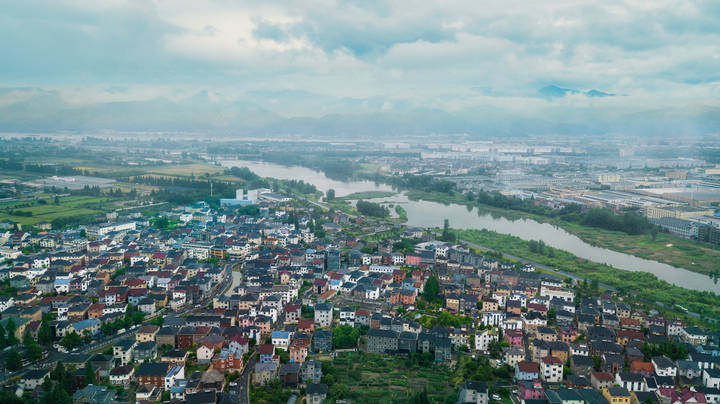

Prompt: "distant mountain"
[539,85,579,99]
[539,86,615,99]
[586,89,614,97]
[0,87,715,138]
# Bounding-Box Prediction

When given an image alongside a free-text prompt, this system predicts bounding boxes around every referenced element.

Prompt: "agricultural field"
[325,352,457,403]
[0,195,120,227]
[146,163,225,177]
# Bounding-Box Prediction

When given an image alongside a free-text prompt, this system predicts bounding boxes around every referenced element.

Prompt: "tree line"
[468,190,656,236]
[356,200,389,218]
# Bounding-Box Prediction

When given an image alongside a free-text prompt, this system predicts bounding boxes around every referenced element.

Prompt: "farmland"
[0,195,120,227]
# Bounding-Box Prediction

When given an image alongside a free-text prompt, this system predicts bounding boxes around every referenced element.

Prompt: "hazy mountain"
[0,87,715,138]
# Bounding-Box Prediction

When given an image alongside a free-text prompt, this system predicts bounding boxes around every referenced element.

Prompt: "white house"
[0,296,14,312]
[197,343,216,364]
[271,331,292,351]
[314,303,333,328]
[482,311,506,327]
[475,329,499,352]
[541,356,564,383]
[54,277,71,293]
[652,356,677,377]
[109,366,134,386]
[164,366,185,391]
[704,369,720,389]
[365,287,380,300]
[339,308,355,326]
[540,286,575,302]
[616,372,646,392]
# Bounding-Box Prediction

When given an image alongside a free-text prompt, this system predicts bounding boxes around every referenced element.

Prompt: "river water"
[220,159,720,294]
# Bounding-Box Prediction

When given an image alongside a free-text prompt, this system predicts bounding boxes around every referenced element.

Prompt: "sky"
[1,0,719,136]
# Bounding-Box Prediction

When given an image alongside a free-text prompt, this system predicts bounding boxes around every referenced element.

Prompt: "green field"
[0,195,119,227]
[324,352,458,403]
[337,190,396,200]
[146,163,226,177]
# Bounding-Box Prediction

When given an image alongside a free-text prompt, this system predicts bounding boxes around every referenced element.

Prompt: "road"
[234,352,257,404]
[1,261,237,385]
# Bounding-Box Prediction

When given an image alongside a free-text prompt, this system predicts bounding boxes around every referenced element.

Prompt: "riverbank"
[452,228,720,328]
[406,190,720,277]
[336,191,396,200]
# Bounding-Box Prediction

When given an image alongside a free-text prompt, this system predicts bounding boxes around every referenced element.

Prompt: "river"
[220,159,720,294]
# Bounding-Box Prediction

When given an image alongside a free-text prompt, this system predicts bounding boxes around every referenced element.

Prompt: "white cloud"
[0,0,718,130]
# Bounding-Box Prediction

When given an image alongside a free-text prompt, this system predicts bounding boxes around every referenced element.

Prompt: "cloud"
[0,0,718,135]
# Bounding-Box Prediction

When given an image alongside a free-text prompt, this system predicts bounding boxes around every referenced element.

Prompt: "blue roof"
[73,318,101,331]
[272,331,290,338]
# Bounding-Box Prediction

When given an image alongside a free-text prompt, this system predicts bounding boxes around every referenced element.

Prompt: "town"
[1,179,719,404]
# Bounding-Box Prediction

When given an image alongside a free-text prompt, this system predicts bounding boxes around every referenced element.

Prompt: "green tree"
[27,342,43,361]
[150,315,164,326]
[155,216,169,229]
[38,322,53,346]
[423,275,440,303]
[61,331,83,350]
[410,388,431,404]
[0,323,6,349]
[54,196,60,205]
[23,331,33,347]
[326,189,335,201]
[5,349,21,371]
[332,325,360,349]
[5,317,18,346]
[5,317,19,346]
[84,362,96,385]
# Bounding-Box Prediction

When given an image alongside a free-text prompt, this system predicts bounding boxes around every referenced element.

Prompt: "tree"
[23,331,33,347]
[27,341,43,361]
[155,216,169,229]
[61,331,82,350]
[84,362,96,385]
[5,349,21,371]
[5,318,18,346]
[326,189,335,201]
[332,325,360,349]
[441,219,451,241]
[150,315,164,327]
[0,324,5,349]
[410,388,431,404]
[38,322,53,346]
[54,196,60,205]
[423,275,440,303]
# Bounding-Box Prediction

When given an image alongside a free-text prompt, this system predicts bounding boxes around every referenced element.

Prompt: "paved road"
[235,353,257,404]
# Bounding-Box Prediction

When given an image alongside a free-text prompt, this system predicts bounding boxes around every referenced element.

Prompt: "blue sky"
[1,0,719,134]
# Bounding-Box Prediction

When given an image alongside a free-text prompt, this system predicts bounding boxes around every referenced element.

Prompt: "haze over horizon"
[1,0,719,136]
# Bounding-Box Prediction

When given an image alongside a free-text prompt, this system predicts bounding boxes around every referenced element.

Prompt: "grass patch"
[147,163,225,177]
[325,352,458,403]
[0,195,120,226]
[337,191,396,200]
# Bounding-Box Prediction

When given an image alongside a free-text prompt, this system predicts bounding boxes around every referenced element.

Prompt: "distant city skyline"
[1,0,719,135]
